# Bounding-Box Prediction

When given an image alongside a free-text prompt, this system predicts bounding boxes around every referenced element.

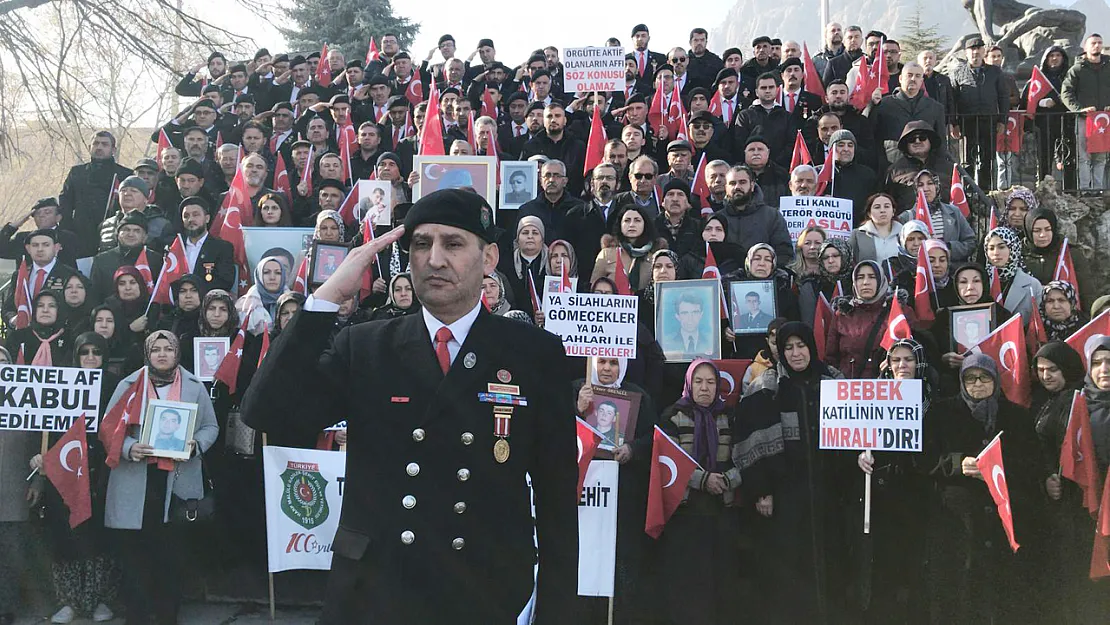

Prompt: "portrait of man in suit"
[733,285,776,333]
[658,286,719,360]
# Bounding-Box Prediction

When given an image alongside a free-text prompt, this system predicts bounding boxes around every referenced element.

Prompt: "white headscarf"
[590,357,627,388]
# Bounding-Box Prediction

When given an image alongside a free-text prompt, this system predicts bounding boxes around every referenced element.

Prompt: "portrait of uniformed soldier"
[243,188,579,624]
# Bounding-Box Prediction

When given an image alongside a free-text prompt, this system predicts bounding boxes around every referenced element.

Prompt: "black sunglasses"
[633,173,655,180]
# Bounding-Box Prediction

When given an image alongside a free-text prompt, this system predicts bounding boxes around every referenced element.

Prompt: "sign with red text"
[563,47,625,93]
[818,379,923,452]
[779,196,853,241]
[264,446,347,572]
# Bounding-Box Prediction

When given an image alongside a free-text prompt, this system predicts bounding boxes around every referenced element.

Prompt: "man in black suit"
[556,162,618,281]
[58,131,133,258]
[629,24,668,87]
[179,197,235,293]
[0,198,81,269]
[243,189,578,625]
[735,290,775,330]
[2,228,77,327]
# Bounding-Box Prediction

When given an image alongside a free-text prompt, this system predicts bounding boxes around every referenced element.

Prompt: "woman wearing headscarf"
[573,356,658,623]
[657,359,741,625]
[157,275,204,337]
[26,333,119,624]
[235,257,289,335]
[1003,185,1036,235]
[370,273,419,320]
[931,263,1013,393]
[825,260,914,379]
[592,205,668,291]
[62,273,94,338]
[924,239,958,310]
[7,289,71,367]
[854,338,937,623]
[676,213,744,280]
[1083,337,1110,597]
[984,226,1042,324]
[546,239,578,285]
[924,354,1037,625]
[104,266,156,346]
[480,272,513,316]
[1040,280,1089,342]
[734,322,849,623]
[723,243,801,359]
[798,238,853,327]
[638,249,679,332]
[178,289,239,378]
[90,303,142,379]
[886,219,930,294]
[1023,207,1094,307]
[1031,341,1094,624]
[104,331,218,625]
[895,170,976,262]
[499,215,548,319]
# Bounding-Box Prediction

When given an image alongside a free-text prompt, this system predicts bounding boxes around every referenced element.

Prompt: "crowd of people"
[0,18,1109,625]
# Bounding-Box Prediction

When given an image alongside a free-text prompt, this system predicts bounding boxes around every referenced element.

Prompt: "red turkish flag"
[420,81,446,157]
[996,112,1024,153]
[584,102,607,175]
[1086,111,1110,153]
[575,417,602,501]
[1067,309,1110,368]
[365,37,380,65]
[151,236,188,306]
[613,250,632,296]
[43,415,92,528]
[913,245,936,324]
[257,327,271,367]
[691,153,711,215]
[134,248,154,292]
[336,185,360,225]
[215,317,249,394]
[338,125,355,184]
[1055,237,1082,309]
[560,261,573,293]
[850,56,872,111]
[708,90,722,119]
[814,293,833,361]
[220,206,252,294]
[12,260,30,330]
[976,433,1020,552]
[871,43,889,95]
[527,271,542,314]
[972,314,1031,407]
[950,163,970,218]
[404,78,423,106]
[801,42,826,102]
[648,82,667,135]
[273,152,291,203]
[480,87,498,120]
[1061,391,1101,516]
[1090,477,1110,578]
[713,359,752,408]
[913,188,933,234]
[316,43,333,87]
[645,426,699,538]
[989,265,1004,304]
[1026,290,1048,355]
[1024,66,1051,119]
[790,130,812,173]
[465,111,477,150]
[702,243,728,319]
[293,256,308,295]
[815,141,836,195]
[156,129,172,169]
[98,368,146,469]
[668,84,688,141]
[879,295,912,351]
[211,165,253,238]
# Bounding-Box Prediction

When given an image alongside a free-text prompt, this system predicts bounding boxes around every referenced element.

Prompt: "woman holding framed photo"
[103,331,217,625]
[931,263,1013,394]
[824,260,914,379]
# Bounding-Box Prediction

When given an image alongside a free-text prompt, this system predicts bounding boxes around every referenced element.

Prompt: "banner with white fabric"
[263,446,347,573]
[578,460,619,597]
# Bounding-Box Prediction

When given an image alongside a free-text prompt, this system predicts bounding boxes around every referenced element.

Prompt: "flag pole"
[607,596,615,625]
[863,451,872,534]
[263,431,276,621]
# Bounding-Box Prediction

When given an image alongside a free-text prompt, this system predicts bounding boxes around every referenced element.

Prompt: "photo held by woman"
[4,10,1110,625]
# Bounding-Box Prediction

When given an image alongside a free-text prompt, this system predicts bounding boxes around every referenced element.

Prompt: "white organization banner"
[562,47,625,93]
[543,291,639,359]
[779,195,853,241]
[0,365,103,432]
[578,460,619,597]
[263,446,347,573]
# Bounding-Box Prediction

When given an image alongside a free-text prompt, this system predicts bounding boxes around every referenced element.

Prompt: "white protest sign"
[543,291,638,359]
[264,446,347,572]
[779,196,854,241]
[578,460,619,597]
[819,379,923,452]
[0,365,102,432]
[563,47,625,93]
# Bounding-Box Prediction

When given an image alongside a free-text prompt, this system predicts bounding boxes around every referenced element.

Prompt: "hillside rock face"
[1035,177,1110,299]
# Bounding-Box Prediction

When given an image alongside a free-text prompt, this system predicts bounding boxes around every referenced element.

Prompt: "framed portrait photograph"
[655,279,722,362]
[140,400,200,461]
[242,227,315,290]
[499,161,538,210]
[309,242,350,287]
[728,280,777,335]
[413,155,498,206]
[357,180,393,226]
[193,337,230,382]
[585,386,642,455]
[543,275,578,294]
[950,303,997,353]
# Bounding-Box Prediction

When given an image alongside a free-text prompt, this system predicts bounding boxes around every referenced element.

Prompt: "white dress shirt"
[185,232,207,272]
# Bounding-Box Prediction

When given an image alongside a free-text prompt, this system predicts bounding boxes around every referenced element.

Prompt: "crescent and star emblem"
[999,340,1017,372]
[888,314,907,340]
[576,436,583,463]
[915,267,929,296]
[719,371,735,396]
[992,465,1010,513]
[659,455,678,488]
[59,440,84,477]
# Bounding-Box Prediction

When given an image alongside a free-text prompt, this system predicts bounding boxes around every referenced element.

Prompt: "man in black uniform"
[243,189,578,625]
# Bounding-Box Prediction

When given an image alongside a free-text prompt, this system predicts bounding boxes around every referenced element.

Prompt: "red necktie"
[725,101,733,125]
[637,52,646,77]
[393,127,401,146]
[515,125,524,137]
[788,92,796,113]
[434,327,453,374]
[33,268,45,297]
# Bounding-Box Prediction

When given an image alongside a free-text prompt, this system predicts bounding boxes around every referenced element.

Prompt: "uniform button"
[401,531,415,545]
[452,538,465,550]
[461,432,474,445]
[412,428,426,442]
[406,463,420,477]
[402,495,416,509]
[454,501,467,514]
[457,468,470,481]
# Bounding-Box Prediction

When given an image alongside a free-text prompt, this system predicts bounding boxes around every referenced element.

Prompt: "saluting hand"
[314,226,405,305]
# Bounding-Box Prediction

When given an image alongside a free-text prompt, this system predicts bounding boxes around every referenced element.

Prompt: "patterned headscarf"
[198,289,239,337]
[817,238,853,283]
[984,226,1026,285]
[1006,185,1039,212]
[314,210,346,242]
[1040,280,1086,340]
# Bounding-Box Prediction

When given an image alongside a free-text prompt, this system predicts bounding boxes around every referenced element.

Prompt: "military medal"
[493,406,512,463]
[464,352,477,369]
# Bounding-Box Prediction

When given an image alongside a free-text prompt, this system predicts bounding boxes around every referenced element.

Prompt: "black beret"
[202,84,221,95]
[289,55,307,67]
[715,68,738,84]
[745,135,769,148]
[306,51,321,61]
[441,87,462,99]
[655,64,674,75]
[625,93,647,106]
[31,197,59,212]
[778,57,803,72]
[368,74,390,87]
[631,24,649,36]
[176,157,205,179]
[317,178,346,194]
[329,93,350,106]
[234,93,256,105]
[506,92,529,105]
[770,38,782,46]
[26,228,57,243]
[488,62,511,74]
[254,48,270,60]
[478,38,494,49]
[179,195,211,214]
[271,101,294,113]
[394,52,411,61]
[298,85,321,99]
[526,101,545,114]
[438,34,455,46]
[229,64,248,75]
[273,53,290,65]
[193,98,217,111]
[722,47,742,60]
[401,189,502,250]
[386,95,410,109]
[752,36,772,47]
[346,59,364,69]
[117,211,148,231]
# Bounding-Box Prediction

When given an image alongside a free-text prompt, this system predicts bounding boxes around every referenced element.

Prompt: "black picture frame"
[728,279,778,335]
[950,303,997,353]
[308,242,350,287]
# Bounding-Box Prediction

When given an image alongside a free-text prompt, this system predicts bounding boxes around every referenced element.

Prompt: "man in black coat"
[628,24,668,87]
[733,73,795,169]
[520,102,587,196]
[517,159,584,242]
[825,130,879,224]
[951,38,1009,190]
[0,198,81,269]
[556,163,619,281]
[873,61,947,167]
[1,229,77,327]
[178,197,236,293]
[243,189,578,625]
[88,212,163,304]
[58,131,133,258]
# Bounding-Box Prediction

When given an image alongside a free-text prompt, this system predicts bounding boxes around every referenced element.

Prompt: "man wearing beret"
[244,189,578,624]
[629,24,668,87]
[0,198,81,269]
[268,55,315,107]
[778,57,822,123]
[98,175,177,254]
[1,227,76,326]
